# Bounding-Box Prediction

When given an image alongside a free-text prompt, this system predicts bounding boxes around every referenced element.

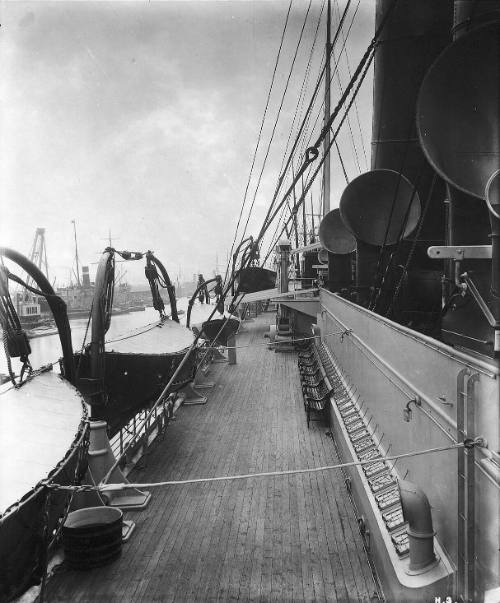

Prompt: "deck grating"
[45,312,379,602]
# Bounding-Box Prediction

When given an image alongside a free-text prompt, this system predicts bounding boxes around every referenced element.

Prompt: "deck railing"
[109,399,172,477]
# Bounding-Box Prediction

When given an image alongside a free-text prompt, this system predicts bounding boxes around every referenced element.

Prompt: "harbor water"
[0,298,201,378]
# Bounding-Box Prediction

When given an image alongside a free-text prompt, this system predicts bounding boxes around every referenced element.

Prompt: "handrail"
[321,288,500,377]
[320,293,500,487]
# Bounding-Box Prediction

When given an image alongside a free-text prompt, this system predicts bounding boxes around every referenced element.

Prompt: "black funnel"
[417,22,500,200]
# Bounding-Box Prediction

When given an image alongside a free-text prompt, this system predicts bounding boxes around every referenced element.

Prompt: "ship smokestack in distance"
[318,208,355,293]
[82,266,91,288]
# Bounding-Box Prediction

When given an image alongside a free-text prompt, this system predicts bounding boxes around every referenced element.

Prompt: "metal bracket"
[427,245,492,260]
[461,273,498,327]
[403,397,421,422]
[464,436,488,449]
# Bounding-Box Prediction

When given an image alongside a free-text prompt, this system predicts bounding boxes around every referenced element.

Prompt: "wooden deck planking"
[45,312,379,602]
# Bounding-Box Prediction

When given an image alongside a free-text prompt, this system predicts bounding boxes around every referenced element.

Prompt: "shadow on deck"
[45,312,381,602]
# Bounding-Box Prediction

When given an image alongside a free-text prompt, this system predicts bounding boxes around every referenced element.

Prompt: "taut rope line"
[45,441,475,494]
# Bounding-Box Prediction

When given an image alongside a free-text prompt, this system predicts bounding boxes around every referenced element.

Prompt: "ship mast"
[71,219,81,287]
[323,0,331,218]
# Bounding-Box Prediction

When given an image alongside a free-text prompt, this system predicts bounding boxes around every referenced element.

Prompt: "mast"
[71,219,81,287]
[323,0,331,217]
[310,195,316,242]
[301,173,307,246]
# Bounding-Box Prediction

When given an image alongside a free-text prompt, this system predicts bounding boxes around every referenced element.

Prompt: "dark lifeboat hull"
[201,317,240,346]
[74,319,196,437]
[236,267,276,293]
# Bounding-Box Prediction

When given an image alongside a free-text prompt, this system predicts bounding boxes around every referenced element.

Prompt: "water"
[0,297,211,377]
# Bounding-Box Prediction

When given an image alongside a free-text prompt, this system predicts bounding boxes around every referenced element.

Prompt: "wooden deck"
[45,312,381,602]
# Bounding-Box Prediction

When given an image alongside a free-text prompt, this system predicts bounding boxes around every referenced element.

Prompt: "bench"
[297,345,334,427]
[298,357,320,374]
[301,370,324,388]
[299,360,328,386]
[298,347,315,359]
[302,375,333,428]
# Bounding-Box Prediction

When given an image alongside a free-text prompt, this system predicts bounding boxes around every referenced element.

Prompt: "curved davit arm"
[0,246,75,382]
[399,479,437,573]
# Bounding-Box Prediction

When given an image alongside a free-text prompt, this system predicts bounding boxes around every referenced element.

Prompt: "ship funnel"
[399,479,437,574]
[417,22,500,200]
[319,209,355,292]
[82,266,91,287]
[339,170,421,305]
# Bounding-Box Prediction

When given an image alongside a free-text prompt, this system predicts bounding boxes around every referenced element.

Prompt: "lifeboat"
[73,249,196,436]
[0,247,88,602]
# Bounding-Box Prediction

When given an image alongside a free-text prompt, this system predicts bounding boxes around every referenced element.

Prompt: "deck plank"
[45,312,379,602]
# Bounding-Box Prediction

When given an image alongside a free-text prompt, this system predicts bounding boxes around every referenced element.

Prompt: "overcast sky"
[0,0,374,287]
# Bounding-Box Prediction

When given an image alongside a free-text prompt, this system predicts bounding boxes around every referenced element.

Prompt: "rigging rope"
[255,0,354,248]
[262,45,376,262]
[369,161,426,313]
[299,0,361,161]
[226,0,293,282]
[279,0,326,175]
[258,0,393,257]
[333,0,368,170]
[239,0,314,247]
[385,173,438,318]
[47,441,471,493]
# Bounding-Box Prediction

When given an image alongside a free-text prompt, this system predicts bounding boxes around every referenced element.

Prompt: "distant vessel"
[56,265,94,319]
[14,291,42,327]
[55,221,95,319]
[14,228,52,328]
